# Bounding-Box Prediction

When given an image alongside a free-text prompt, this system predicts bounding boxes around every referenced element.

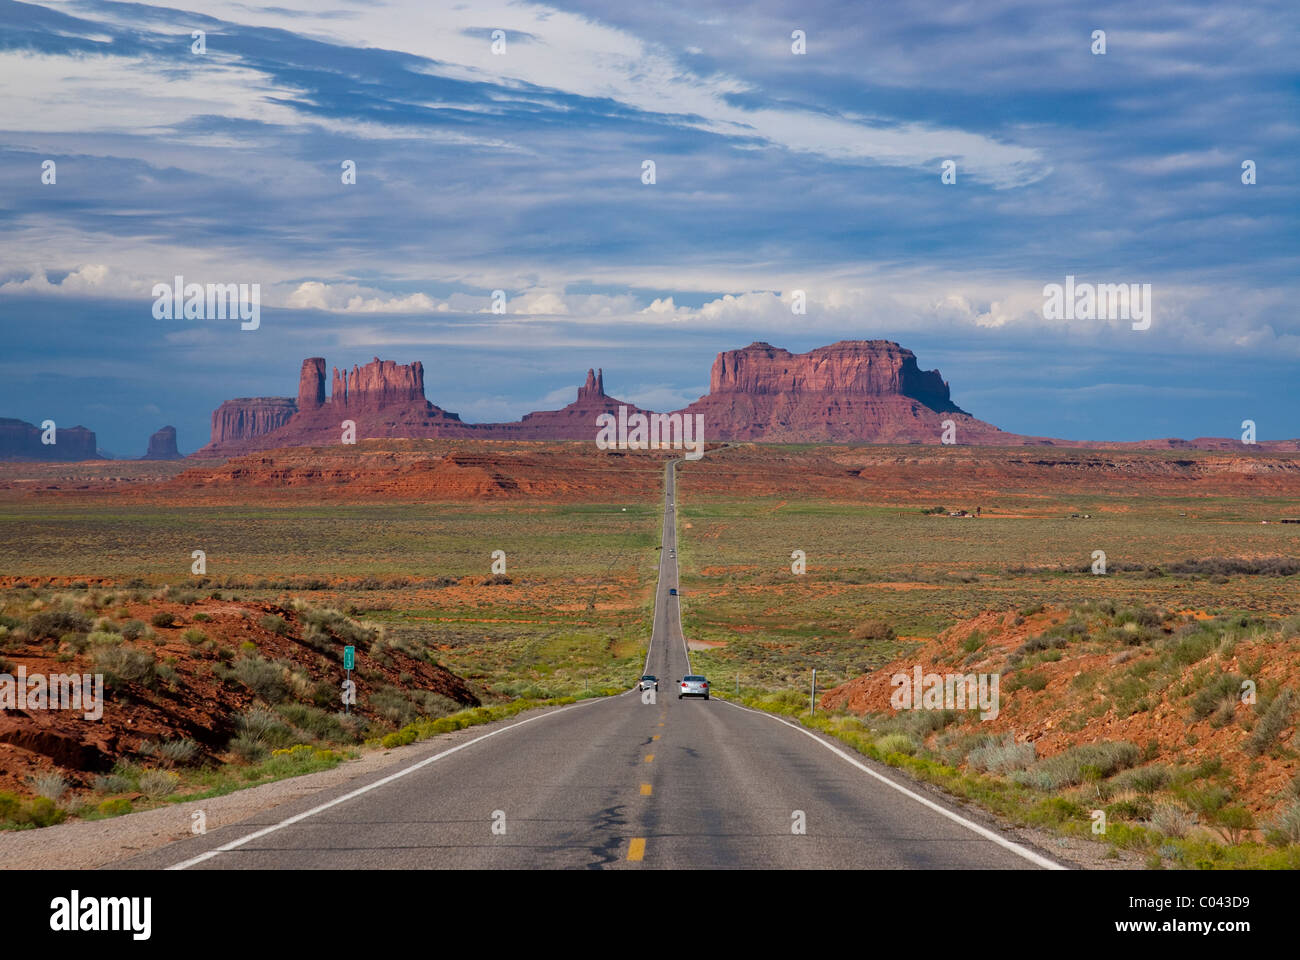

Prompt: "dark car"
[638,675,659,692]
[669,588,677,596]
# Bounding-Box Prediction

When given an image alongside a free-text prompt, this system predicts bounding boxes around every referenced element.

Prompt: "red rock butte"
[191,341,1299,457]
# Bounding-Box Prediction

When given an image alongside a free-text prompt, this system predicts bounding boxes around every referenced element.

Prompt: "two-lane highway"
[119,459,1060,870]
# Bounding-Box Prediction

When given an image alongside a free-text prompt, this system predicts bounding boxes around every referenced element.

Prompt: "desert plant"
[1265,801,1300,846]
[966,735,1035,773]
[1211,805,1255,845]
[137,770,180,798]
[140,738,198,768]
[227,735,269,763]
[119,619,148,640]
[260,614,292,636]
[1247,689,1294,756]
[1151,803,1197,838]
[27,609,91,640]
[875,733,918,756]
[29,771,68,802]
[150,611,176,628]
[233,656,288,703]
[92,644,156,688]
[92,773,133,794]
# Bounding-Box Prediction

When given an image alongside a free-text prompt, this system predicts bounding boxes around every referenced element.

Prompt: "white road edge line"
[716,698,1066,870]
[166,694,617,870]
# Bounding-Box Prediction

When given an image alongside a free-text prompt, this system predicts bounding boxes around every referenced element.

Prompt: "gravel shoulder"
[0,702,579,870]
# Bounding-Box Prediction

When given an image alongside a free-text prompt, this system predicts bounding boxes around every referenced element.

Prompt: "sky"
[1,0,1297,456]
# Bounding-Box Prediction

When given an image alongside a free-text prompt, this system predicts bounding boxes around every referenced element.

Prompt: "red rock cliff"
[709,341,960,411]
[298,358,326,411]
[208,398,297,446]
[335,358,425,408]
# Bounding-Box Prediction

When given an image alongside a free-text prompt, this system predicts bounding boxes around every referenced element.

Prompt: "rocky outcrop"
[207,398,297,448]
[0,418,98,461]
[709,341,961,411]
[679,341,1018,444]
[189,341,1300,457]
[142,425,182,460]
[298,358,326,411]
[195,358,464,457]
[577,368,605,402]
[333,357,425,409]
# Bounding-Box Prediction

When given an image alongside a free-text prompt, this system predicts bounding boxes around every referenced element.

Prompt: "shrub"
[1265,802,1300,846]
[228,735,268,763]
[97,798,133,816]
[86,630,122,648]
[1021,740,1141,790]
[140,738,198,768]
[29,772,68,802]
[275,703,348,742]
[233,656,288,703]
[966,735,1035,773]
[1151,802,1197,838]
[93,644,156,688]
[1004,670,1049,693]
[851,620,896,642]
[875,733,918,756]
[119,619,148,640]
[16,796,65,827]
[192,612,211,622]
[181,628,207,646]
[371,689,417,726]
[138,770,180,798]
[1191,672,1246,718]
[1212,805,1254,845]
[92,773,133,794]
[150,611,176,628]
[1247,689,1294,756]
[27,609,91,640]
[1113,764,1172,794]
[237,705,295,746]
[260,614,292,636]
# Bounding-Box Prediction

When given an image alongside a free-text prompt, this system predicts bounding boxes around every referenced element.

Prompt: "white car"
[679,675,709,700]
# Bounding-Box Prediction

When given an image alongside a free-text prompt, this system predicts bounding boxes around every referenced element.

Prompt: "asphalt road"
[118,460,1061,870]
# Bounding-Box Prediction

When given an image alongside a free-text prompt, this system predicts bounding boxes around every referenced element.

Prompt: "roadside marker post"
[343,645,356,714]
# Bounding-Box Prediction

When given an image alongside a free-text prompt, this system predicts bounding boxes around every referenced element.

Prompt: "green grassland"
[674,494,1300,693]
[0,501,663,701]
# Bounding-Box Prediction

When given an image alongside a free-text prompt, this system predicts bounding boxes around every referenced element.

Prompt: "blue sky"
[1,0,1297,455]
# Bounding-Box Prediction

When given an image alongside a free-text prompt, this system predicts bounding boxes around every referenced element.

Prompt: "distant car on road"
[679,675,709,700]
[638,675,659,692]
[669,588,677,596]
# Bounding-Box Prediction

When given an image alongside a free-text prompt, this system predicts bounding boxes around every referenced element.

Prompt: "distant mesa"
[184,340,1300,457]
[141,425,183,460]
[0,417,98,462]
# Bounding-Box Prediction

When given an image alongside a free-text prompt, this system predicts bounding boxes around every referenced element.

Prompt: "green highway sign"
[343,645,355,670]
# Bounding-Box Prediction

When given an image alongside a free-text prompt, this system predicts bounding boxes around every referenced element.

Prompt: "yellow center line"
[640,783,652,796]
[644,754,654,762]
[652,734,660,741]
[627,838,646,861]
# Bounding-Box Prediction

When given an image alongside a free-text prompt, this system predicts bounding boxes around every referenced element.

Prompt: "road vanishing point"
[120,460,1063,870]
